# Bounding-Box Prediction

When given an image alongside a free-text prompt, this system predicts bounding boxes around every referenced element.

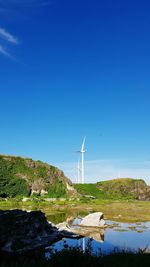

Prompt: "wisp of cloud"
[0,27,19,44]
[0,45,11,57]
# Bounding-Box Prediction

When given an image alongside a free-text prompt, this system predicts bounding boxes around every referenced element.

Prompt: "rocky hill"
[75,178,150,201]
[0,155,76,198]
[1,155,149,201]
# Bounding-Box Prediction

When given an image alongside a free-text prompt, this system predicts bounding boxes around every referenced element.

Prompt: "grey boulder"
[80,212,105,227]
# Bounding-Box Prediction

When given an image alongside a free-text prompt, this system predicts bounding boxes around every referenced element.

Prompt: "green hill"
[1,155,150,201]
[74,178,150,201]
[0,155,76,198]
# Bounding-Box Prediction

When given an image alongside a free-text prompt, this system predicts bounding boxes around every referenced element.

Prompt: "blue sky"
[1,0,150,184]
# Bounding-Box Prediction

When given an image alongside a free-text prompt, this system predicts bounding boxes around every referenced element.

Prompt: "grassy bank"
[74,179,150,201]
[0,198,150,223]
[0,248,150,267]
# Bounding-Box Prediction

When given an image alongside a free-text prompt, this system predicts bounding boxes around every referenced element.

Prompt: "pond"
[46,217,150,255]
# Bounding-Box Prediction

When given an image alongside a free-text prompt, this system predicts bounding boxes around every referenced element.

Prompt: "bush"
[0,248,150,267]
[48,181,67,198]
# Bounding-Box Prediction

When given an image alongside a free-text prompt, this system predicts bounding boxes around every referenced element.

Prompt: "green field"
[0,198,150,223]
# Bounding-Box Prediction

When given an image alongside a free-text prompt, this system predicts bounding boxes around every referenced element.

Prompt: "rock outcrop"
[0,210,81,253]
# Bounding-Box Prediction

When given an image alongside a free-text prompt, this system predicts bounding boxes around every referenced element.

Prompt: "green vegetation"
[0,156,30,197]
[74,184,102,198]
[75,178,150,201]
[97,178,147,199]
[0,248,150,267]
[49,249,150,267]
[47,181,67,198]
[0,155,72,198]
[1,198,150,223]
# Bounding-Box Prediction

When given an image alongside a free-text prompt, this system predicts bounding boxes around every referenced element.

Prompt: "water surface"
[47,219,150,255]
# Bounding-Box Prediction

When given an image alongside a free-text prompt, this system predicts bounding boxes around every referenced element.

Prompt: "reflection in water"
[82,238,85,253]
[70,217,105,243]
[45,212,150,255]
[47,219,150,255]
[47,212,67,224]
[77,238,88,253]
[92,231,105,242]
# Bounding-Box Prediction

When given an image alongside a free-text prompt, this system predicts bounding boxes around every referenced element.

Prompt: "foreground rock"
[80,212,105,227]
[0,210,81,253]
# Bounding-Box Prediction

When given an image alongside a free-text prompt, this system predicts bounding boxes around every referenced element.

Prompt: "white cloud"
[0,27,19,44]
[0,27,19,58]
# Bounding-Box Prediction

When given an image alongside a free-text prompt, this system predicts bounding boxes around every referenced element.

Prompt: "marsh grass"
[0,248,150,267]
[1,199,150,223]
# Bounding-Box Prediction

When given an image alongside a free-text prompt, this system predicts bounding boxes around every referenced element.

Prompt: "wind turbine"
[76,137,86,184]
[77,160,81,184]
[81,137,86,184]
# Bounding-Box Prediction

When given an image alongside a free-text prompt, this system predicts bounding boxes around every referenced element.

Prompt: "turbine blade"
[81,136,86,152]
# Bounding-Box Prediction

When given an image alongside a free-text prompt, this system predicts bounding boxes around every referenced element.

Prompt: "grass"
[0,198,150,223]
[74,178,150,201]
[74,184,102,198]
[0,248,150,267]
[70,200,150,222]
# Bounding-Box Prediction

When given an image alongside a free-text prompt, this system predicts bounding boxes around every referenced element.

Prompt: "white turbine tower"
[77,160,80,184]
[81,137,86,184]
